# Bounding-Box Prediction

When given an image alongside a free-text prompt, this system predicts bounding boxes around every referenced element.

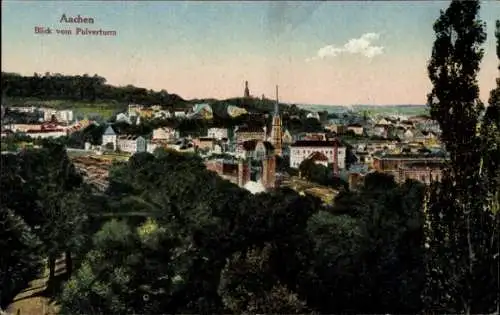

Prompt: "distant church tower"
[244,81,250,98]
[271,85,283,156]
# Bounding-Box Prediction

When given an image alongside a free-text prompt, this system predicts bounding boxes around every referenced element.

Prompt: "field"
[4,98,125,119]
[100,152,131,161]
[73,107,117,119]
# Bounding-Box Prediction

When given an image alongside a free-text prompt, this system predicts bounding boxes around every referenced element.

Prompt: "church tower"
[244,81,250,98]
[271,85,283,156]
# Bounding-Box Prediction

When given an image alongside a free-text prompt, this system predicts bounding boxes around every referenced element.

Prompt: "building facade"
[207,128,228,140]
[102,126,117,150]
[397,162,444,184]
[372,153,446,173]
[152,127,179,141]
[347,124,364,135]
[43,109,74,123]
[234,126,266,143]
[117,135,147,154]
[24,129,66,139]
[236,140,274,160]
[193,137,215,151]
[290,140,346,170]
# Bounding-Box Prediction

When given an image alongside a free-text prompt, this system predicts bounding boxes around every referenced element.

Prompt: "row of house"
[7,106,75,123]
[1,119,92,139]
[118,103,247,123]
[101,126,160,154]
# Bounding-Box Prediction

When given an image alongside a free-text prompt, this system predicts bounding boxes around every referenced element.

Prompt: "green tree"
[59,150,322,314]
[218,244,308,314]
[481,19,500,202]
[299,159,348,190]
[3,143,87,284]
[300,178,426,314]
[479,18,500,313]
[59,218,180,315]
[424,1,498,313]
[0,207,43,309]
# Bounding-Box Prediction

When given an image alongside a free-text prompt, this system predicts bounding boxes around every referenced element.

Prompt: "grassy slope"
[4,97,125,119]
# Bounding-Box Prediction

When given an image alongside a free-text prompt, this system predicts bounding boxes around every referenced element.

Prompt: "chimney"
[262,155,276,189]
[332,139,339,176]
[238,159,250,187]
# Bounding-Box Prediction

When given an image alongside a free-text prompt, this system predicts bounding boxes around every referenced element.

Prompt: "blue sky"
[2,1,499,105]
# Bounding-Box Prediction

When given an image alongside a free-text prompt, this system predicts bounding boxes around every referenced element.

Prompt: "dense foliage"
[45,149,425,314]
[2,2,499,314]
[1,140,429,314]
[425,1,499,313]
[298,158,348,190]
[1,72,186,108]
[0,140,90,309]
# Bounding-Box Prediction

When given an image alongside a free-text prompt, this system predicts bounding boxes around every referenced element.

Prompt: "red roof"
[222,163,238,175]
[307,151,329,162]
[236,125,264,133]
[291,140,340,147]
[26,129,65,133]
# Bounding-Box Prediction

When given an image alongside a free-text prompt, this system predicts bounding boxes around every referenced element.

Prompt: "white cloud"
[307,32,384,61]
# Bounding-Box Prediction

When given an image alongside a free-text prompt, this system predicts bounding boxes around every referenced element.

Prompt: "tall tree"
[481,19,500,187]
[0,207,43,309]
[480,18,500,314]
[425,1,498,313]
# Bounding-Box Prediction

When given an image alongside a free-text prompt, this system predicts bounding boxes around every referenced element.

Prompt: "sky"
[2,1,499,105]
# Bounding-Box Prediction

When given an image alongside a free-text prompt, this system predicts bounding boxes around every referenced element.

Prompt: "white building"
[152,127,179,141]
[347,124,364,135]
[355,140,398,153]
[25,129,66,139]
[101,126,117,150]
[212,143,224,154]
[10,106,37,113]
[306,112,321,120]
[128,104,143,116]
[44,109,74,123]
[403,129,414,140]
[147,141,160,153]
[207,128,228,140]
[116,113,132,124]
[174,111,187,118]
[153,110,172,119]
[289,140,346,169]
[59,110,74,123]
[117,135,147,154]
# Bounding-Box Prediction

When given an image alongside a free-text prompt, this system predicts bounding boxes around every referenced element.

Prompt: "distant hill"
[1,72,313,117]
[298,104,428,116]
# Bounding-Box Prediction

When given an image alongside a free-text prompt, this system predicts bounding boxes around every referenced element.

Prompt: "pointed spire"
[244,81,250,98]
[274,85,279,116]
